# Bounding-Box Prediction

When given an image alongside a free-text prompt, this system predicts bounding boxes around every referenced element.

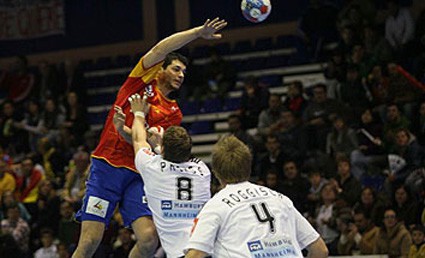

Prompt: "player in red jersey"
[72,18,227,258]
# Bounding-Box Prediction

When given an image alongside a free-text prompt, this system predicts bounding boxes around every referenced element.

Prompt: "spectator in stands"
[1,202,31,255]
[325,48,347,87]
[238,76,269,129]
[411,99,425,146]
[374,207,412,257]
[384,128,425,196]
[14,99,43,153]
[282,81,308,117]
[351,208,380,255]
[257,93,284,138]
[336,25,359,57]
[227,114,256,155]
[367,64,390,118]
[263,169,284,193]
[393,184,420,228]
[15,157,44,216]
[40,98,65,143]
[313,183,339,255]
[306,170,328,217]
[57,242,70,258]
[202,47,236,101]
[363,24,393,65]
[329,156,362,206]
[0,55,35,103]
[277,109,308,164]
[326,116,359,160]
[256,134,285,180]
[353,187,387,228]
[37,137,66,181]
[0,190,31,222]
[351,108,387,180]
[387,63,422,120]
[339,63,371,117]
[0,100,26,155]
[303,83,345,151]
[58,59,86,105]
[58,201,79,249]
[336,213,356,255]
[113,227,136,258]
[34,179,61,235]
[61,150,89,207]
[383,103,411,149]
[62,92,88,146]
[384,0,415,54]
[36,60,60,104]
[408,225,425,258]
[34,228,59,258]
[0,157,15,198]
[281,160,310,213]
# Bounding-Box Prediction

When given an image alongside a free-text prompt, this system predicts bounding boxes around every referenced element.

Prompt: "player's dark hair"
[162,126,192,163]
[162,52,188,69]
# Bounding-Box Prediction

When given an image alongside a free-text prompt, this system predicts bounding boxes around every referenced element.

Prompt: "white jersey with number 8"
[135,148,211,258]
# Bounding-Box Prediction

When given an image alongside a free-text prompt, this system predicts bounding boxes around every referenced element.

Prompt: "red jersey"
[92,58,183,172]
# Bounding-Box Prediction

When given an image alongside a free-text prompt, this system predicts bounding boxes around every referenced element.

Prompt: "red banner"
[0,0,65,40]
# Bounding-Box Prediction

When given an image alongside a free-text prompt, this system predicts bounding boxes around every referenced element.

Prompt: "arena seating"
[83,36,329,163]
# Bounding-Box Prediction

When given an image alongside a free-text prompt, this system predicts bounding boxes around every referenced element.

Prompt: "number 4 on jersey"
[251,202,276,233]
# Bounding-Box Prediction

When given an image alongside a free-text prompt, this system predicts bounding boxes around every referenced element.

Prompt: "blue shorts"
[75,158,151,227]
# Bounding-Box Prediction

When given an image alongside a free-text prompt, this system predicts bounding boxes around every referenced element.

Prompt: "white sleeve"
[293,203,320,250]
[185,202,221,255]
[135,147,156,174]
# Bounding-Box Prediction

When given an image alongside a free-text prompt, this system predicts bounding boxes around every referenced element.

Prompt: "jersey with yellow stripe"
[92,58,183,172]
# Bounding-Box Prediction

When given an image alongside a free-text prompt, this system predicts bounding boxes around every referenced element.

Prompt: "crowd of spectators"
[0,0,423,257]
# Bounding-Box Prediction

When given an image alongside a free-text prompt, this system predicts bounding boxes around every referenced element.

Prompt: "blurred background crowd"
[0,0,424,257]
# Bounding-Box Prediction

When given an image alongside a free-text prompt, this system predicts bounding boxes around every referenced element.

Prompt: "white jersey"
[135,148,211,258]
[186,181,320,258]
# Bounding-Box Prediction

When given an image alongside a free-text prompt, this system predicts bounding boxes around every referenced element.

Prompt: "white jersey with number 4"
[135,148,211,258]
[186,181,320,258]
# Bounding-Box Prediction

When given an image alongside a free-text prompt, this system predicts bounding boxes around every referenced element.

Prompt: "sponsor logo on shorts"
[248,240,264,252]
[86,196,109,218]
[161,200,172,210]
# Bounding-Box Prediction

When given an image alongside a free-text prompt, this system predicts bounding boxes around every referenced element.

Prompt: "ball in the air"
[241,0,271,23]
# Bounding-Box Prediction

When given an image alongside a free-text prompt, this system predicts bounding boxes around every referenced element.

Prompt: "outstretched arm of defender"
[143,18,227,68]
[129,93,151,154]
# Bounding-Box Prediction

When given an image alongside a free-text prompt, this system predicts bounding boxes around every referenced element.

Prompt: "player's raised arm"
[143,18,227,68]
[129,93,151,154]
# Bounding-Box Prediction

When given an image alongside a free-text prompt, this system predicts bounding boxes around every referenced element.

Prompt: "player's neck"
[157,82,173,97]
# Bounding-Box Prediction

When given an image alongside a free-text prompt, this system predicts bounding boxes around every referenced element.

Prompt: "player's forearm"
[131,115,150,150]
[117,125,133,144]
[306,237,329,258]
[144,26,201,67]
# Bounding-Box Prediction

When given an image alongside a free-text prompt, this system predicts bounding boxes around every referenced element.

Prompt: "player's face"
[164,60,186,90]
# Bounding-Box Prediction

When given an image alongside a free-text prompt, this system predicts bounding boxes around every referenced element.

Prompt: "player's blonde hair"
[163,126,192,163]
[212,135,252,184]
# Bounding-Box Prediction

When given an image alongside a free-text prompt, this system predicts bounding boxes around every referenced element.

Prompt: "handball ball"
[241,0,271,23]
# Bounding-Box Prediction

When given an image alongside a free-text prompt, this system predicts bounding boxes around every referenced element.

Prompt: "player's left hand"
[198,17,227,40]
[128,93,150,115]
[113,105,126,130]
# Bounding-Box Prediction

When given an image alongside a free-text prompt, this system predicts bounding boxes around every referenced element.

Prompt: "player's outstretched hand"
[113,105,126,129]
[128,93,150,115]
[198,17,227,40]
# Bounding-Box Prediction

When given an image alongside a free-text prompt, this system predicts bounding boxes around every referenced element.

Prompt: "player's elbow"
[307,237,328,258]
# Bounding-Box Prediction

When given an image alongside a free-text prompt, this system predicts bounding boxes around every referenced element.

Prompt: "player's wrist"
[134,111,145,119]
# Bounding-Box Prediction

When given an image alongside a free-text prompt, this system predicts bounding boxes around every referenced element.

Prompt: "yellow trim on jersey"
[129,56,163,82]
[91,155,138,173]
